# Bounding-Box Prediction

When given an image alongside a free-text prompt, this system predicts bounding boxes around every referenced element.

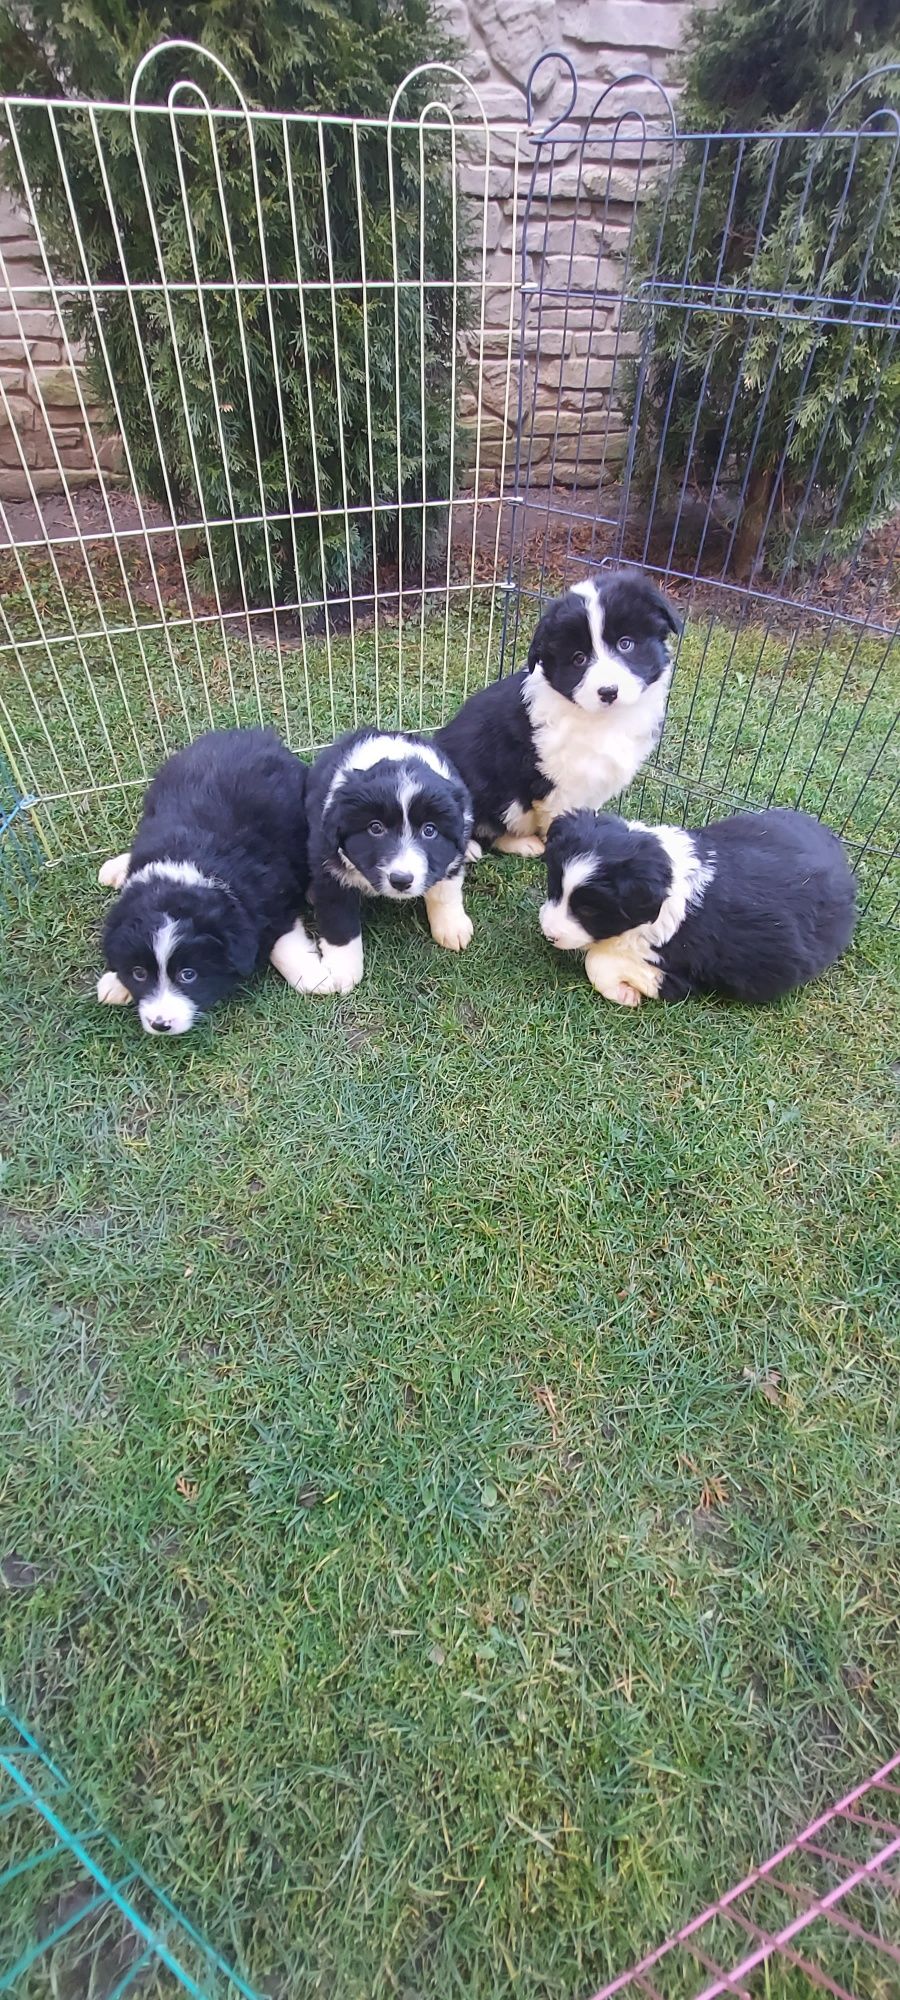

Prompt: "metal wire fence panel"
[587,1751,900,2000]
[0,1707,262,1997]
[0,44,522,865]
[503,54,900,921]
[0,40,896,917]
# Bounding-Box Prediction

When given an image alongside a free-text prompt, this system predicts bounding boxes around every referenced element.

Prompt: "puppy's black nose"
[150,1018,172,1033]
[598,686,618,705]
[389,870,414,892]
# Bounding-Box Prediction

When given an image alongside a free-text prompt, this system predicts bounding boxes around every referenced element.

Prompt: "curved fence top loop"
[584,72,677,140]
[387,62,493,139]
[824,59,900,130]
[129,37,251,117]
[526,52,677,147]
[525,49,578,139]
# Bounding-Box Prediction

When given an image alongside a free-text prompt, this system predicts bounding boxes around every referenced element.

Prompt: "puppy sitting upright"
[436,571,680,860]
[540,807,857,1006]
[289,729,474,996]
[97,728,316,1033]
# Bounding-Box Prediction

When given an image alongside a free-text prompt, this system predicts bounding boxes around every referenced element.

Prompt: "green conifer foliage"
[629,1,900,578]
[0,2,465,604]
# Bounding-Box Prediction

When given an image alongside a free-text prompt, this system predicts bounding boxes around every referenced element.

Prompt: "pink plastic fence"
[590,1752,900,2000]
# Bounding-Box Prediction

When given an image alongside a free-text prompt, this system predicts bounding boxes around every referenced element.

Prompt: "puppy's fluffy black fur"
[100,728,309,1032]
[436,571,680,847]
[299,728,474,992]
[542,807,857,1003]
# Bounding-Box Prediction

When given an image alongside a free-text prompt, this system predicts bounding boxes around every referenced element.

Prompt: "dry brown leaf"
[175,1475,198,1502]
[743,1366,783,1405]
[680,1454,730,1512]
[533,1384,558,1421]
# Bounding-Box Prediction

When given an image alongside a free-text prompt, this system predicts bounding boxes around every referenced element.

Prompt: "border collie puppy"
[540,807,857,1006]
[293,729,474,995]
[436,572,680,860]
[97,728,316,1033]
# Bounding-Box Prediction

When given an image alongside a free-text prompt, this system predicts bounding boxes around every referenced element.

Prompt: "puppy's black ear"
[212,901,258,978]
[318,791,347,861]
[201,888,259,978]
[443,764,474,843]
[609,843,671,928]
[101,897,133,966]
[223,915,259,979]
[652,586,683,638]
[526,607,551,672]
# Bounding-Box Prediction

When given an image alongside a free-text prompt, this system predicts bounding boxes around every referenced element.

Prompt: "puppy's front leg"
[531,797,559,842]
[493,832,546,858]
[96,970,131,1005]
[270,917,325,993]
[425,869,474,952]
[98,851,131,889]
[493,805,545,858]
[303,877,364,995]
[584,933,662,1008]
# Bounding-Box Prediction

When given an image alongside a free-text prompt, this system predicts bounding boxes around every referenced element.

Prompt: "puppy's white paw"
[425,877,473,953]
[309,937,365,994]
[270,920,325,994]
[96,970,131,1006]
[430,906,474,953]
[465,838,483,863]
[272,926,363,995]
[584,938,660,1005]
[98,852,131,889]
[493,833,546,858]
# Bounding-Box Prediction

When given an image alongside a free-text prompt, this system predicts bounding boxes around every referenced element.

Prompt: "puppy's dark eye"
[179,968,197,986]
[368,819,386,837]
[421,822,437,840]
[618,636,635,654]
[131,966,148,984]
[572,650,587,668]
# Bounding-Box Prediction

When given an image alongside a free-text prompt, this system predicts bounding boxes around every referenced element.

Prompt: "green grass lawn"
[1,595,899,1997]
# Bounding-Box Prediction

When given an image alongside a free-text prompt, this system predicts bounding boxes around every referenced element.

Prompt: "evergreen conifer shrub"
[0,1,464,606]
[629,0,900,579]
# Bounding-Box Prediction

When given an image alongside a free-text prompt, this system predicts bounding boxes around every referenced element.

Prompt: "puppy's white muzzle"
[539,899,593,951]
[573,654,647,711]
[138,988,199,1035]
[378,843,429,899]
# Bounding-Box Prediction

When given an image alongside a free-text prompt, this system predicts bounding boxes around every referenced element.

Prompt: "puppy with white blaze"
[295,729,474,995]
[540,807,857,1007]
[97,728,315,1033]
[436,571,680,870]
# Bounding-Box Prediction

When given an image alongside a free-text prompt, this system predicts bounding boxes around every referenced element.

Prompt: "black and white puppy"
[540,807,857,1006]
[97,728,316,1033]
[436,571,680,860]
[292,729,474,995]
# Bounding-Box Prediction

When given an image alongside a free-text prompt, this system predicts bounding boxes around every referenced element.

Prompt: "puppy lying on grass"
[540,807,857,1006]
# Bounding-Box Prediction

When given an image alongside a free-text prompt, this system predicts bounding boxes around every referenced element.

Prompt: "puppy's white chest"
[530,683,666,815]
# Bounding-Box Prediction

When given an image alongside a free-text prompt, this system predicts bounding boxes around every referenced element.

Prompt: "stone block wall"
[0,193,118,502]
[447,0,697,490]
